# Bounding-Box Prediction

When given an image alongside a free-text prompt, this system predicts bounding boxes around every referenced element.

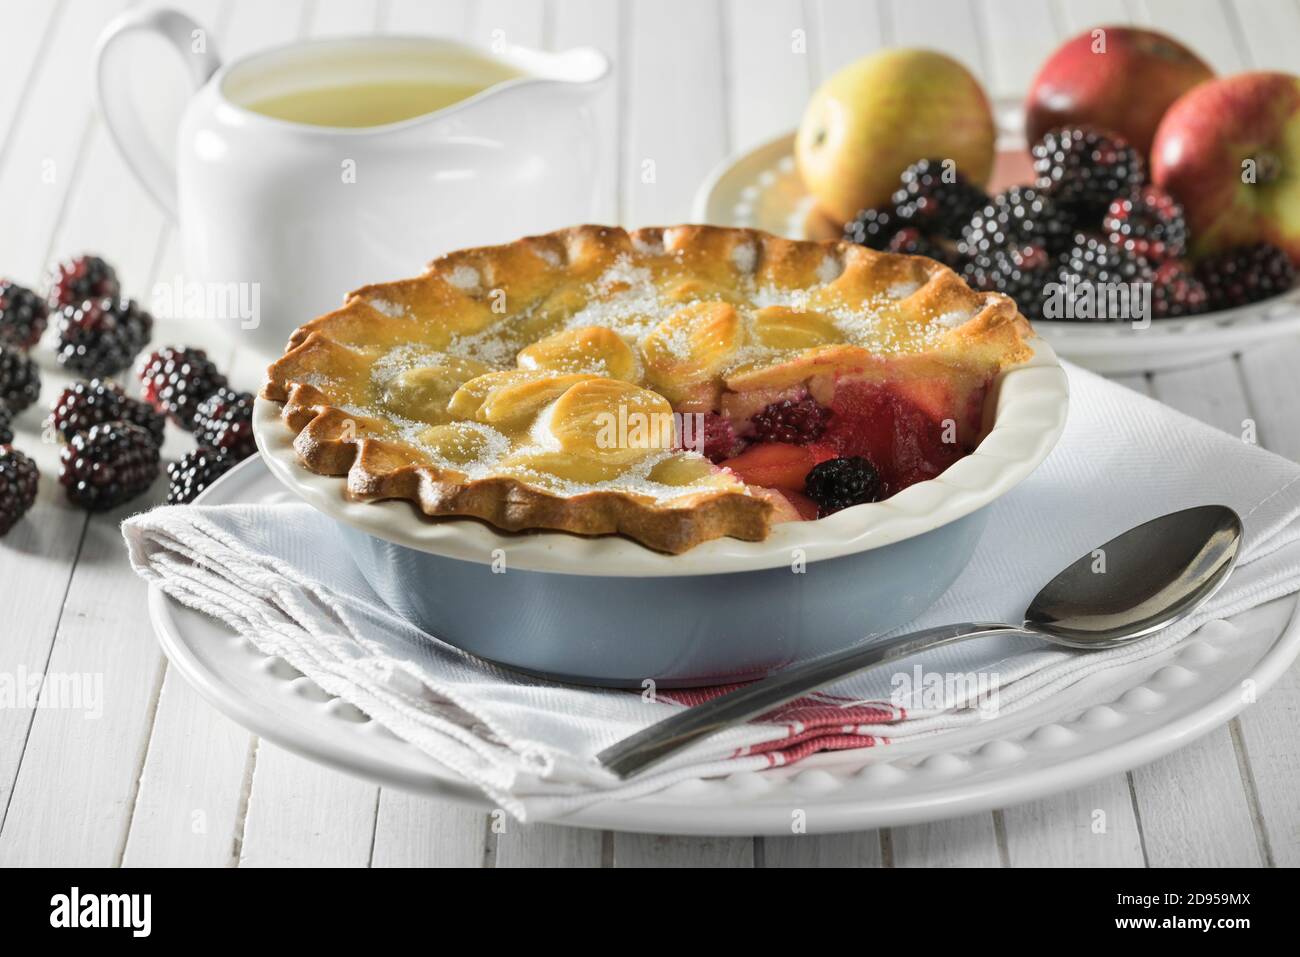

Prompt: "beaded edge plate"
[147,456,1300,835]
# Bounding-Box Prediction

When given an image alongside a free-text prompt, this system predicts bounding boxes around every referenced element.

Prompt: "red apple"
[1151,72,1300,264]
[1025,27,1213,155]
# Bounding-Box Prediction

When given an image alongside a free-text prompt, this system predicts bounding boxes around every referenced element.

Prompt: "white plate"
[693,132,1300,376]
[148,456,1300,835]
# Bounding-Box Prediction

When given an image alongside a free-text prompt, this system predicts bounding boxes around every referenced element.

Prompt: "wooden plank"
[888,0,988,83]
[1149,358,1252,438]
[467,0,547,49]
[622,0,727,225]
[613,833,754,867]
[238,743,378,867]
[0,0,131,283]
[806,0,887,78]
[308,0,382,35]
[976,0,1062,100]
[890,813,1002,867]
[382,0,472,35]
[1130,730,1264,866]
[1216,0,1300,70]
[552,0,621,221]
[724,0,811,152]
[370,791,489,867]
[1002,776,1145,866]
[0,1,62,154]
[121,671,255,867]
[1055,0,1134,34]
[496,822,604,867]
[762,830,882,867]
[0,489,170,866]
[1133,0,1244,72]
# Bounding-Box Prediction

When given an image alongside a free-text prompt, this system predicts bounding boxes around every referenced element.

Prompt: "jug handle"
[94,8,222,221]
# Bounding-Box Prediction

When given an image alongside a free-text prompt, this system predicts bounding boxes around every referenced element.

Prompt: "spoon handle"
[597,622,1027,779]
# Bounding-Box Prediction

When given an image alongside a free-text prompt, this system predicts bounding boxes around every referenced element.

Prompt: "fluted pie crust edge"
[261,225,1033,554]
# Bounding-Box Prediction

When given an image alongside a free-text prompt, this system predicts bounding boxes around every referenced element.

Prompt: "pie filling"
[265,225,1031,551]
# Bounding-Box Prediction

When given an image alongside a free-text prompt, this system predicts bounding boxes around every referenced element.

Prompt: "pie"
[262,225,1034,553]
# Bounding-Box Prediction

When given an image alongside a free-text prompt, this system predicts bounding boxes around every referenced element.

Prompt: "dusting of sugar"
[447,265,482,291]
[888,279,921,298]
[730,243,757,274]
[816,255,843,284]
[534,246,561,267]
[444,323,520,367]
[366,297,407,318]
[631,234,665,256]
[935,308,972,328]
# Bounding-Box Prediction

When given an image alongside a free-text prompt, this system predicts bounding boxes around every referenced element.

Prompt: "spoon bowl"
[1026,504,1243,648]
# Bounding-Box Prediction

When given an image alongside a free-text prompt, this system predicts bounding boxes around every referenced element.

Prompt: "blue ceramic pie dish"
[254,339,1067,687]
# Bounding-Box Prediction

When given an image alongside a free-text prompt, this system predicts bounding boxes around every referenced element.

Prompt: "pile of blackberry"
[0,251,263,531]
[136,346,251,503]
[843,157,987,263]
[841,127,1297,322]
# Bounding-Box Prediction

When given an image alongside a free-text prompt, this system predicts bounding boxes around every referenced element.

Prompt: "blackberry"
[59,421,160,511]
[1055,235,1155,322]
[167,447,236,505]
[1104,186,1187,262]
[963,243,1056,321]
[1151,260,1209,319]
[750,396,830,444]
[959,187,1073,260]
[1059,234,1154,286]
[887,228,963,269]
[0,345,40,412]
[698,412,743,463]
[138,346,228,429]
[1195,243,1297,311]
[891,158,989,238]
[1032,127,1144,214]
[192,387,255,460]
[47,378,166,446]
[804,456,882,516]
[54,297,153,377]
[0,405,12,445]
[842,207,896,250]
[0,280,49,349]
[0,445,39,536]
[46,254,120,310]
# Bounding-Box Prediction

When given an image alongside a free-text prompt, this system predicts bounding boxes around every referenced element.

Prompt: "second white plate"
[147,457,1300,835]
[693,132,1300,375]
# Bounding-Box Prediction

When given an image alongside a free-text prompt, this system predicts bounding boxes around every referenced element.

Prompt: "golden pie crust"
[262,225,1033,553]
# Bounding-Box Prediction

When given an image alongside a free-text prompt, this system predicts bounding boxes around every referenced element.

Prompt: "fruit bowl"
[252,337,1066,687]
[694,131,1300,375]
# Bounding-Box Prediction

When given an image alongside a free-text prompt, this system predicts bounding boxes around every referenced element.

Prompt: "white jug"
[95,8,610,355]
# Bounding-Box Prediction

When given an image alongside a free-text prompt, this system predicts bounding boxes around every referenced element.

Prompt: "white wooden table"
[1,0,1297,868]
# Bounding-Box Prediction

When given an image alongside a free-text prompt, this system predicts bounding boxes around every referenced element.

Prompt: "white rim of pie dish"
[253,336,1069,577]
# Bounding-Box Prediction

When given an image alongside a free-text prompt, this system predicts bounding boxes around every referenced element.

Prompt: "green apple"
[796,49,995,225]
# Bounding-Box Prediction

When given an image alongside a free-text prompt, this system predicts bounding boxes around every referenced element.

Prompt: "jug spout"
[502,45,611,91]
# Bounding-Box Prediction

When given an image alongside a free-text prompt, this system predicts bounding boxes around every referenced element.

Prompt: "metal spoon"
[598,504,1243,779]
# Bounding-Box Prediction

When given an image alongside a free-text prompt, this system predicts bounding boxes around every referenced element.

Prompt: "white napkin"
[123,363,1300,820]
